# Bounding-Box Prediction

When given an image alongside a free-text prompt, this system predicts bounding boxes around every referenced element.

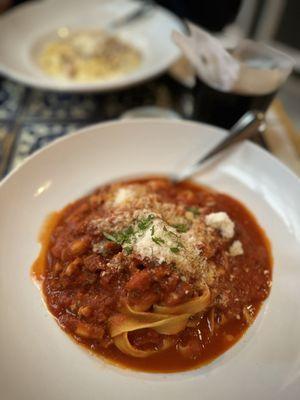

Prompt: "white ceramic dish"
[0,119,300,399]
[0,0,183,92]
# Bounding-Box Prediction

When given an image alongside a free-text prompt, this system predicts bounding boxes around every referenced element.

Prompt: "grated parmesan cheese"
[229,240,244,256]
[113,187,137,206]
[130,213,213,286]
[205,212,235,239]
[90,183,238,290]
[133,217,182,264]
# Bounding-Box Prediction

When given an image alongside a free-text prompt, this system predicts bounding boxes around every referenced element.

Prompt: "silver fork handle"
[173,110,266,183]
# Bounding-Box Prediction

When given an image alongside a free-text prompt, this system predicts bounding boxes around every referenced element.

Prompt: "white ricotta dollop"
[229,240,244,256]
[205,211,235,239]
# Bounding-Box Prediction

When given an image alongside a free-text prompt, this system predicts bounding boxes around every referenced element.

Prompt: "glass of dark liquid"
[193,40,294,129]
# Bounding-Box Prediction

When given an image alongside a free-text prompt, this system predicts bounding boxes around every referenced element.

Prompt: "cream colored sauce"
[37,30,142,82]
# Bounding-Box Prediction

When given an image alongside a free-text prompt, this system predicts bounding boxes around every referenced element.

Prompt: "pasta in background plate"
[37,29,142,82]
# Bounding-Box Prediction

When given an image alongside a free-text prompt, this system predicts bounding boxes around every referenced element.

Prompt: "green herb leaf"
[103,225,134,246]
[170,247,180,254]
[122,226,134,243]
[173,223,189,233]
[186,206,200,216]
[123,246,133,255]
[138,214,154,230]
[152,236,165,246]
[165,228,178,239]
[124,226,134,236]
[103,231,119,243]
[151,225,155,236]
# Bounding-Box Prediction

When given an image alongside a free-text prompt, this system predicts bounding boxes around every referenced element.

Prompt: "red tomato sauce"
[32,177,272,373]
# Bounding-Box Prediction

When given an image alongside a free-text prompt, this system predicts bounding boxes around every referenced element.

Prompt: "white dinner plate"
[0,0,183,92]
[0,119,300,399]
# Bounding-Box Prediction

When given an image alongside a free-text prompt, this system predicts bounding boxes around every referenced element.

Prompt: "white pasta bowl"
[0,119,299,399]
[0,0,183,92]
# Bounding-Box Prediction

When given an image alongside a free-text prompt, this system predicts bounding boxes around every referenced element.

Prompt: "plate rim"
[1,118,299,188]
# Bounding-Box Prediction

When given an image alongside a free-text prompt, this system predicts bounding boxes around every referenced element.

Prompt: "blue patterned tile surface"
[25,91,99,121]
[11,122,82,169]
[0,121,15,176]
[0,80,25,120]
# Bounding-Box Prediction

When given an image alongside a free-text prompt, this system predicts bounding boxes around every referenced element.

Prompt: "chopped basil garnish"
[123,246,133,255]
[103,225,134,245]
[121,226,134,243]
[173,223,189,233]
[103,231,120,243]
[103,213,186,254]
[152,236,165,246]
[165,228,179,240]
[138,214,154,230]
[103,215,155,249]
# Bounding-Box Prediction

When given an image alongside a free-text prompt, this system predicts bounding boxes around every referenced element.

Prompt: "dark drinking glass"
[193,40,294,129]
